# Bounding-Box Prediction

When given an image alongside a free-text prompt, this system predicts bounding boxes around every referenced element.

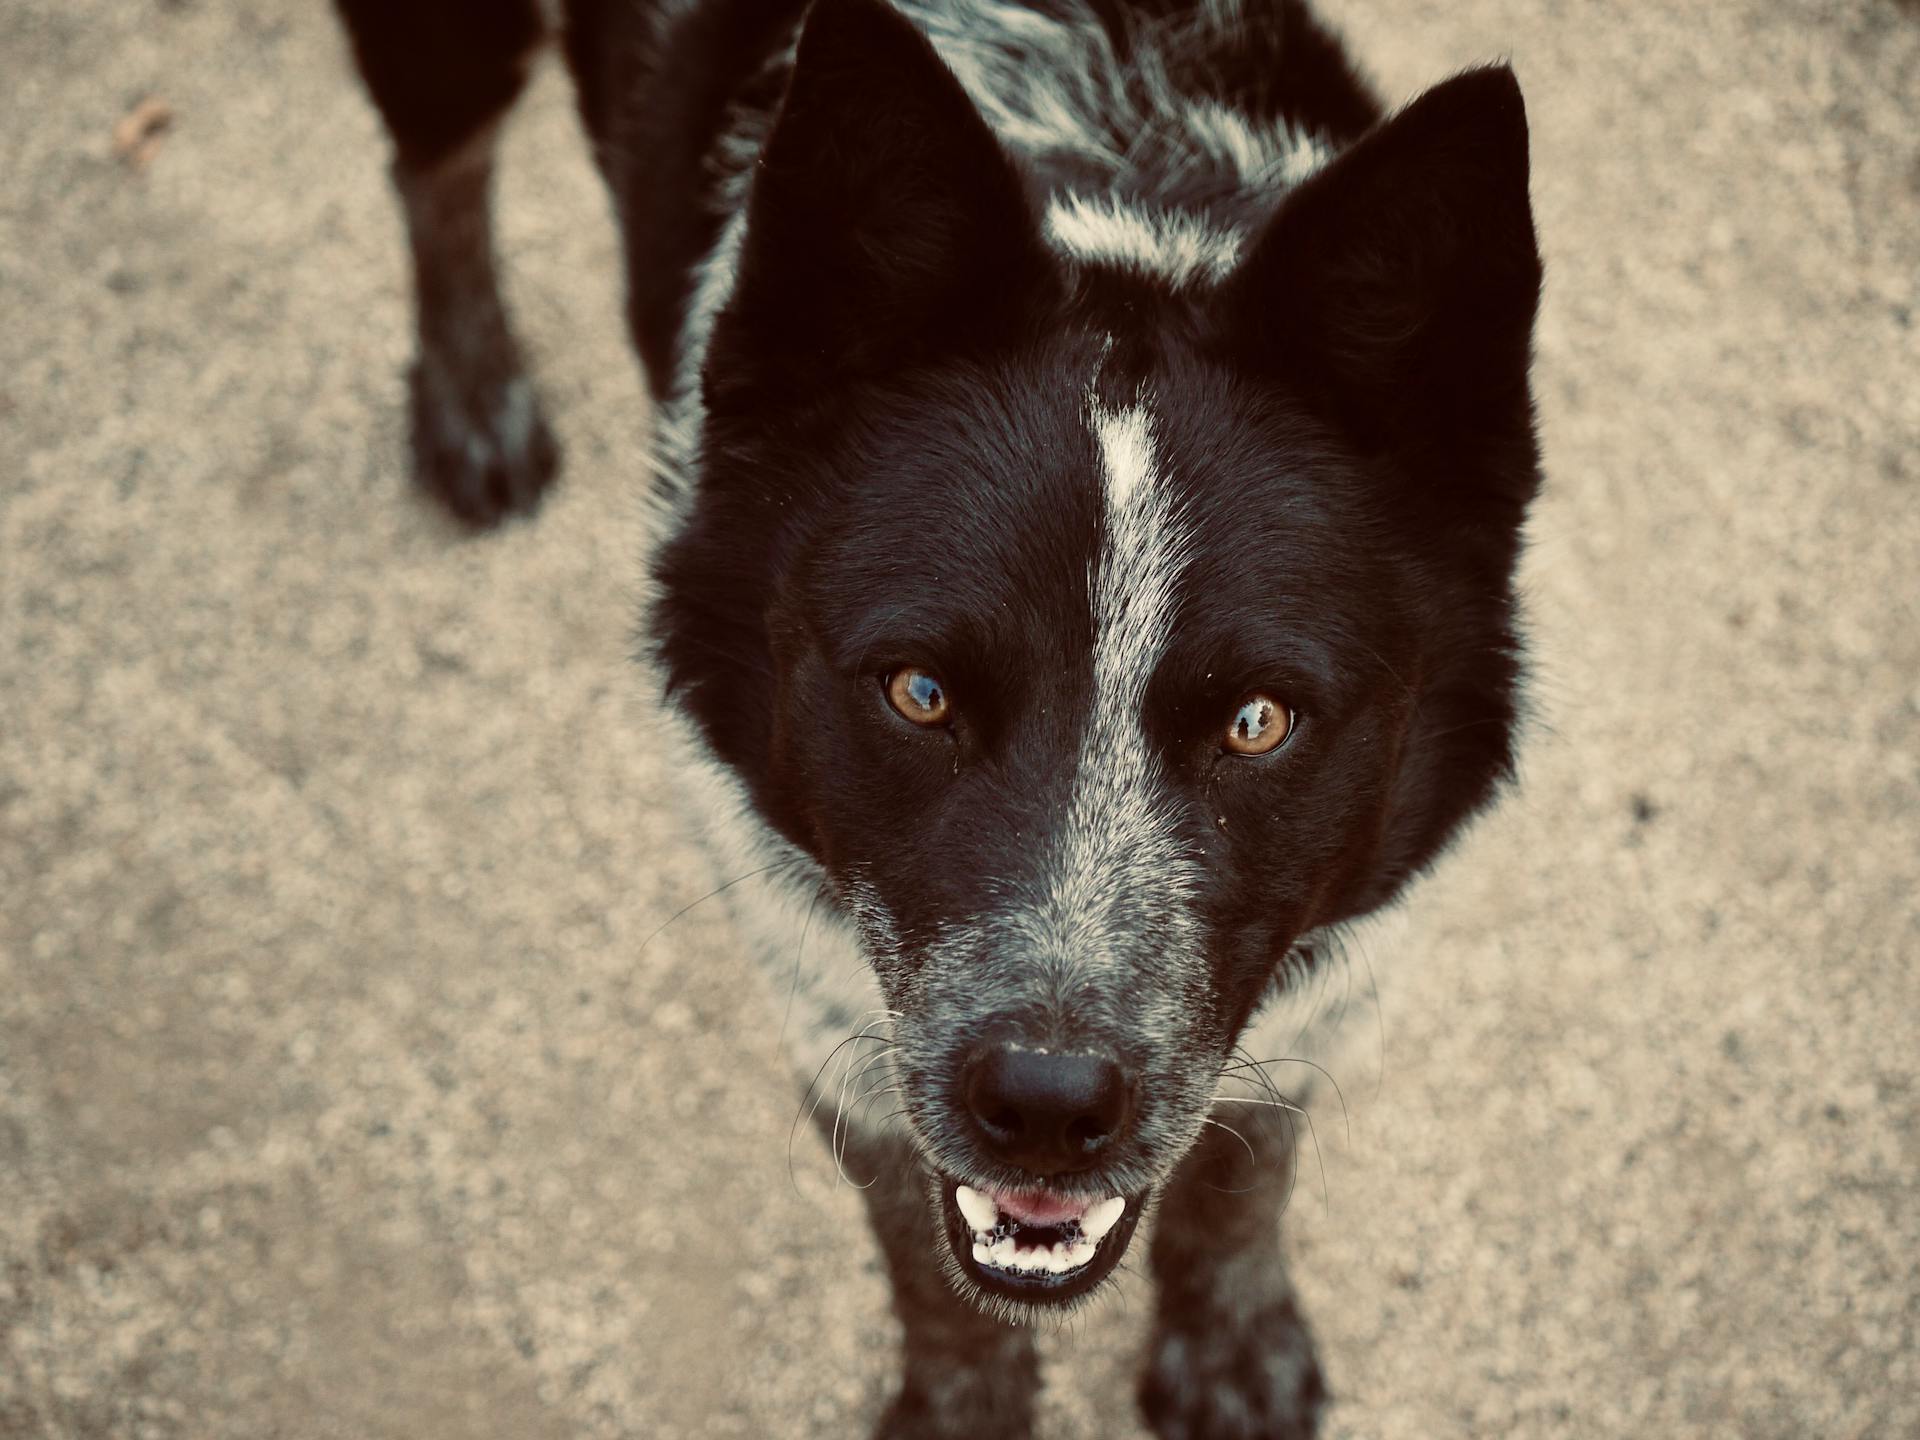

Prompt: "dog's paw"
[1140,1292,1327,1440]
[873,1369,1035,1440]
[408,358,560,528]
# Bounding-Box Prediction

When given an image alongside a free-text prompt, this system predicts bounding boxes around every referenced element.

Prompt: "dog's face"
[655,0,1540,1314]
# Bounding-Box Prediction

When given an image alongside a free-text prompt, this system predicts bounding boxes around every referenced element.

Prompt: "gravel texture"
[2,1,1916,1436]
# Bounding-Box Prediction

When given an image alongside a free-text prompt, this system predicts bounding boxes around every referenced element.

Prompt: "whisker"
[828,1018,904,1189]
[1214,1091,1328,1213]
[1212,1093,1305,1116]
[639,857,808,957]
[1201,1114,1257,1167]
[1198,1116,1265,1195]
[1214,1061,1301,1161]
[851,1076,902,1129]
[1218,1055,1330,1209]
[1277,951,1333,1063]
[1303,927,1388,1103]
[1279,1097,1299,1217]
[1225,1047,1352,1146]
[775,882,825,1058]
[787,1022,895,1195]
[1336,925,1390,1101]
[834,1044,901,1185]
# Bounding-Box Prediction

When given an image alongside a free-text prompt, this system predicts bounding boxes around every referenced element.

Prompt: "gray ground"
[3,0,1917,1436]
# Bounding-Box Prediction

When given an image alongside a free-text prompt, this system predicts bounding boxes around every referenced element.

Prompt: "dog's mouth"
[936,1174,1146,1309]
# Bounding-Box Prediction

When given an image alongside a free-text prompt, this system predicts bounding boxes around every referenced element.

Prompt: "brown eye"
[886,667,951,727]
[1224,693,1293,755]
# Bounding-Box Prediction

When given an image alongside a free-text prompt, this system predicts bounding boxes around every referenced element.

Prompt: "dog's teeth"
[971,1234,1102,1276]
[963,1193,1118,1274]
[1081,1195,1125,1242]
[955,1185,997,1234]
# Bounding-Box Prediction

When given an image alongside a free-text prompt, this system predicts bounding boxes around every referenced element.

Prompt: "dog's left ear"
[704,0,1046,415]
[1222,65,1542,496]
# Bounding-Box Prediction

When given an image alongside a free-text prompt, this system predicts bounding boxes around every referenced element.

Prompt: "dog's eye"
[885,667,951,727]
[1223,694,1293,755]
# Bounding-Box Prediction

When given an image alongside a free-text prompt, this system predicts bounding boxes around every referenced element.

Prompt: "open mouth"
[937,1176,1146,1308]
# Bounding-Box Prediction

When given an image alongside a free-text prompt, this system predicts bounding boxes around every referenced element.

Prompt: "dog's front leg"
[845,1131,1039,1440]
[1140,1115,1328,1440]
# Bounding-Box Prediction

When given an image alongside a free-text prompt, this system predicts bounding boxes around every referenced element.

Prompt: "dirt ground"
[3,1,1916,1436]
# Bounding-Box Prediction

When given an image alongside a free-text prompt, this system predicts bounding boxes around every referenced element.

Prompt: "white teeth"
[955,1185,998,1234]
[972,1236,1103,1275]
[960,1188,1127,1275]
[1081,1196,1125,1242]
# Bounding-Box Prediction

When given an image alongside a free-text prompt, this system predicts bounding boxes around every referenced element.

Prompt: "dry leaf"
[112,96,174,170]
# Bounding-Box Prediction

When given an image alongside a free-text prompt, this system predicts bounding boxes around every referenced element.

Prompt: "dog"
[332,0,1542,1432]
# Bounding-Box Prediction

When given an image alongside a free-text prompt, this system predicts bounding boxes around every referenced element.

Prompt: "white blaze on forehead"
[1095,402,1153,511]
[1089,404,1187,678]
[1086,400,1188,817]
[1008,396,1199,982]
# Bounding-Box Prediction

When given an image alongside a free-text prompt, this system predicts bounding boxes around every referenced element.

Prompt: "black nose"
[963,1046,1135,1175]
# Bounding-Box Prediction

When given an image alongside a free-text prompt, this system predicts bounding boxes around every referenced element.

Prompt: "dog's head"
[653,0,1541,1315]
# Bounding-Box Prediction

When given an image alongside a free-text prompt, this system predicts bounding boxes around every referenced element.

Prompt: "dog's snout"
[962,1046,1135,1175]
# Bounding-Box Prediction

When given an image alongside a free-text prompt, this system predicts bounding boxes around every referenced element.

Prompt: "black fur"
[596,0,811,386]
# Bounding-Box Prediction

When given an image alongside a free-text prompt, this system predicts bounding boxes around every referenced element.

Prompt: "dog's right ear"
[703,0,1047,415]
[1219,66,1542,503]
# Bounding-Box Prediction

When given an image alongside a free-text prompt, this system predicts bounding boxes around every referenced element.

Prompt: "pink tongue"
[992,1189,1089,1226]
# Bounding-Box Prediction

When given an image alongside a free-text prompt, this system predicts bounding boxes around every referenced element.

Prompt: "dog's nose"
[963,1046,1135,1175]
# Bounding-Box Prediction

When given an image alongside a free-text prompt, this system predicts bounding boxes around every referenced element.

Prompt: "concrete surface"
[2,0,1916,1436]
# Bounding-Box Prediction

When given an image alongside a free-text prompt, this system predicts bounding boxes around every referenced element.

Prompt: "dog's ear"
[1222,66,1542,493]
[704,0,1046,414]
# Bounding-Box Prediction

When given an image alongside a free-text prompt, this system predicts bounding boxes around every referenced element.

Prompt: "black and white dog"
[334,0,1541,1432]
